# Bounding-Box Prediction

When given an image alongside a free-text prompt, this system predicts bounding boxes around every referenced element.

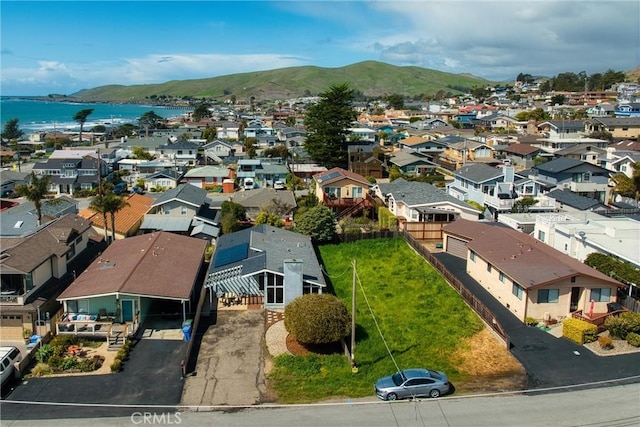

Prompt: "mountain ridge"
[71,61,496,102]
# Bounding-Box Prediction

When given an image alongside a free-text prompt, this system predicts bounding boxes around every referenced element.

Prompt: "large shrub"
[293,206,337,242]
[562,318,597,344]
[284,294,351,345]
[605,312,640,339]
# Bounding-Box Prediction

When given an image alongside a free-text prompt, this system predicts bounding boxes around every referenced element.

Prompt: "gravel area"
[583,331,640,357]
[265,320,291,357]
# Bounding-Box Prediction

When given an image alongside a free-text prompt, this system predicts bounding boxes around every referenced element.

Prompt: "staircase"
[338,194,376,219]
[108,333,125,351]
[107,323,128,351]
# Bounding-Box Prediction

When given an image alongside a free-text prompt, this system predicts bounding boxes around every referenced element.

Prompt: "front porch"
[55,312,139,348]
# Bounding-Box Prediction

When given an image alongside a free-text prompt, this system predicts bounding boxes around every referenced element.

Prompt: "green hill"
[71,61,495,102]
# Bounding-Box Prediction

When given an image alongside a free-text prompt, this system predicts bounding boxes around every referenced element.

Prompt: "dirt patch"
[285,334,342,356]
[452,328,527,394]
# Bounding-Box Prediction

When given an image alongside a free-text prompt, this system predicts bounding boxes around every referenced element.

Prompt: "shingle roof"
[230,188,296,212]
[152,184,208,208]
[58,232,207,301]
[313,167,371,186]
[546,189,604,210]
[533,157,584,174]
[454,163,503,183]
[208,225,325,286]
[78,194,153,235]
[1,214,93,274]
[443,219,619,289]
[184,165,231,178]
[377,179,477,211]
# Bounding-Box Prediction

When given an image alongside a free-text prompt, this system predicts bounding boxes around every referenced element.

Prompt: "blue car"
[375,368,451,401]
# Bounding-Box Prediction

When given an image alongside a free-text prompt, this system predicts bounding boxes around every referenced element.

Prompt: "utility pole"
[351,259,357,370]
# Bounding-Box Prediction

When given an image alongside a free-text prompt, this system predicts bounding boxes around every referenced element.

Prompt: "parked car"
[1,346,22,386]
[273,181,285,190]
[374,368,451,401]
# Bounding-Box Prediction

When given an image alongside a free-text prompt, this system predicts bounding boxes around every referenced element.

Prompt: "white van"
[244,180,254,190]
[1,346,22,386]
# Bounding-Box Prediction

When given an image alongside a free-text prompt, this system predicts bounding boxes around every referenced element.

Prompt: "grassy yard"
[269,237,484,403]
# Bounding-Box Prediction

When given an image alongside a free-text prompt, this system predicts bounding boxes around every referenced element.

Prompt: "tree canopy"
[138,111,165,137]
[14,172,51,225]
[294,205,337,242]
[192,102,212,122]
[73,108,94,145]
[303,83,357,169]
[1,118,25,141]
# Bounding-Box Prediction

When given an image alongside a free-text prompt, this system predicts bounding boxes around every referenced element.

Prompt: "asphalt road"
[1,339,187,420]
[2,383,639,427]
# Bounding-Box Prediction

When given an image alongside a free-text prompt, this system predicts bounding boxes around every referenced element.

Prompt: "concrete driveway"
[181,309,268,407]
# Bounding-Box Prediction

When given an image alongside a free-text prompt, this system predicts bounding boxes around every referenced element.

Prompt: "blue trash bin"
[182,324,192,341]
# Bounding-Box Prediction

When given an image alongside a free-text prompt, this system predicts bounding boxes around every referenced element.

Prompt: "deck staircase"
[107,324,127,351]
[337,194,376,219]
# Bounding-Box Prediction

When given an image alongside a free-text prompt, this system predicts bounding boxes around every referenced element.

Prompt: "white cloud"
[1,53,309,95]
[365,1,640,79]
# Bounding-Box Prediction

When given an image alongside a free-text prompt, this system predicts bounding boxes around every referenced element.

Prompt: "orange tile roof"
[78,194,154,236]
[400,136,429,146]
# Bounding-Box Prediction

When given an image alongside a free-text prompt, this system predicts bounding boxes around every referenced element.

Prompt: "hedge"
[562,318,597,344]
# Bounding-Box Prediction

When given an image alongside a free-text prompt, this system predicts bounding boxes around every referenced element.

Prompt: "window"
[571,276,576,283]
[512,283,524,300]
[537,230,545,242]
[487,264,492,273]
[266,272,284,304]
[499,272,506,283]
[67,299,89,314]
[181,206,188,215]
[591,288,611,302]
[470,251,476,262]
[537,289,559,303]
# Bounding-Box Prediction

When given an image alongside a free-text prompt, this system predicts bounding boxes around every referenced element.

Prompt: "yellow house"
[313,167,374,218]
[442,219,622,323]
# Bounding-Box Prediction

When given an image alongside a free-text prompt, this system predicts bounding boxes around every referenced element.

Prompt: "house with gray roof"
[202,139,236,164]
[144,169,184,191]
[0,170,28,198]
[537,120,586,139]
[230,187,296,222]
[156,140,200,167]
[586,117,640,139]
[374,179,481,234]
[183,165,233,190]
[32,155,106,196]
[531,157,611,203]
[236,159,289,189]
[1,213,102,341]
[140,184,220,236]
[448,164,555,219]
[205,225,326,309]
[0,196,78,238]
[388,150,438,176]
[546,189,605,212]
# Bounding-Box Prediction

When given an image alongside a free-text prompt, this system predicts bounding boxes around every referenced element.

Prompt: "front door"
[570,287,581,312]
[121,300,136,322]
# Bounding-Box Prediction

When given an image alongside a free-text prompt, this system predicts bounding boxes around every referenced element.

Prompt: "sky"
[1,0,639,96]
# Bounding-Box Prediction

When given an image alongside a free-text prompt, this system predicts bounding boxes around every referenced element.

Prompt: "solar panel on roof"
[214,243,249,267]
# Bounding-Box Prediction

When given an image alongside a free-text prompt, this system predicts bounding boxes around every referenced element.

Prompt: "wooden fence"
[403,232,509,347]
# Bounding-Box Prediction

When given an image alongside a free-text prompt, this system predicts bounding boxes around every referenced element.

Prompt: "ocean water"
[0,98,188,132]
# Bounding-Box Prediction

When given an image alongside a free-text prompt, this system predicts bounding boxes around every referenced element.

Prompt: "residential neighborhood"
[2,72,640,418]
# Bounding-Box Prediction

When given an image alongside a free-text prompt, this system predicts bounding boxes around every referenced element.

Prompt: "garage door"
[446,236,468,259]
[0,315,24,341]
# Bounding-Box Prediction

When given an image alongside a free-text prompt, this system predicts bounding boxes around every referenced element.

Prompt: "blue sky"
[2,1,639,96]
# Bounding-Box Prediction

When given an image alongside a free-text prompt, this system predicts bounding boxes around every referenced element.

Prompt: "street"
[1,382,639,426]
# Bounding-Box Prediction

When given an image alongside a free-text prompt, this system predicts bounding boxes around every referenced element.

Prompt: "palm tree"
[89,193,110,241]
[104,193,130,242]
[13,172,51,226]
[73,108,94,145]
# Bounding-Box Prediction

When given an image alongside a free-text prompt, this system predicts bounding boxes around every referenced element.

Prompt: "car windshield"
[391,372,405,386]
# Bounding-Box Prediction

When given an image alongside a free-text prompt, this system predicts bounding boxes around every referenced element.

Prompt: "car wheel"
[429,389,441,398]
[386,393,397,401]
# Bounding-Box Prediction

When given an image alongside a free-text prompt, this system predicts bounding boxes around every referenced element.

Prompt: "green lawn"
[269,237,484,403]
